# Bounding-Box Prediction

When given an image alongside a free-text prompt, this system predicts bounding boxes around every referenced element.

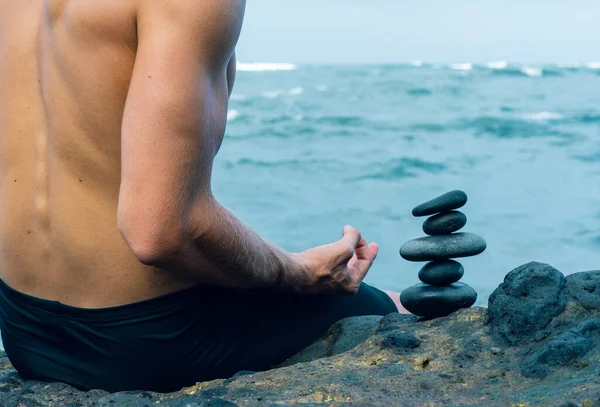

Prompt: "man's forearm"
[153,197,307,290]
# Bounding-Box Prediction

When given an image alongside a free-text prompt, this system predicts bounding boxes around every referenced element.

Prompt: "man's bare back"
[0,0,194,307]
[0,0,400,310]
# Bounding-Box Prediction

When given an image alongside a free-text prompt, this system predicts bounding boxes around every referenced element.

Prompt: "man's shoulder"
[136,0,245,21]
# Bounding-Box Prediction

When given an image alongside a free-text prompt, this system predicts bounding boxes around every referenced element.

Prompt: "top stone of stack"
[412,190,468,217]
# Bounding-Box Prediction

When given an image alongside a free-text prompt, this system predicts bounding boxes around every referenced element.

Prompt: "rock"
[1,262,600,407]
[165,396,238,406]
[566,271,600,309]
[379,329,421,350]
[422,211,467,235]
[399,233,487,262]
[521,319,600,378]
[488,262,567,345]
[453,336,485,366]
[279,315,383,367]
[418,260,465,285]
[375,363,412,378]
[412,190,468,217]
[400,282,477,318]
[375,313,419,333]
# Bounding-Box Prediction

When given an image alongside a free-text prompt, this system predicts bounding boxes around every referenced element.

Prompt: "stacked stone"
[399,190,486,318]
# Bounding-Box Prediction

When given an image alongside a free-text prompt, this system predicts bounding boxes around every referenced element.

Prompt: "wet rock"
[418,260,465,285]
[400,282,477,318]
[566,271,600,309]
[422,211,467,235]
[399,233,486,261]
[521,319,600,378]
[488,262,567,345]
[412,190,468,217]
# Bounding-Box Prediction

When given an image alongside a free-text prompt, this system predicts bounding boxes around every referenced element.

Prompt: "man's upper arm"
[118,0,245,257]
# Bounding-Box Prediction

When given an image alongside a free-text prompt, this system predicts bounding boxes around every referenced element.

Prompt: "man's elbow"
[118,213,183,266]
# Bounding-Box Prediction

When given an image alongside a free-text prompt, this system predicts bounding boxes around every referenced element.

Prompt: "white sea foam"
[521,111,564,121]
[450,63,473,71]
[262,90,283,99]
[411,60,423,67]
[316,85,328,92]
[486,61,508,69]
[237,62,297,72]
[587,62,600,69]
[289,87,304,96]
[521,67,543,77]
[227,109,240,122]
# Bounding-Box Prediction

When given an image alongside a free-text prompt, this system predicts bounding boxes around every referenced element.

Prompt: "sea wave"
[262,90,283,99]
[457,115,575,140]
[406,87,432,96]
[224,158,336,169]
[237,62,297,72]
[227,109,241,122]
[489,66,564,78]
[520,111,564,121]
[486,61,508,69]
[521,67,543,77]
[450,63,473,71]
[352,158,447,181]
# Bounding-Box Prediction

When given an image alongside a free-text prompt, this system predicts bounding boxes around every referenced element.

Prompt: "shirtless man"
[0,0,405,392]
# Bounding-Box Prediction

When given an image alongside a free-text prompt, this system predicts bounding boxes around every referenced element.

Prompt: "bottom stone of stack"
[400,282,477,318]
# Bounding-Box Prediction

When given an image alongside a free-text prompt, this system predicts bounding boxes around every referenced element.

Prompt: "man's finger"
[335,225,362,262]
[351,256,373,283]
[341,225,361,245]
[354,236,370,260]
[368,242,379,260]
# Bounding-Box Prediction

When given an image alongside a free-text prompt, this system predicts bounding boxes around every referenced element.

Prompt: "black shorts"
[0,278,396,393]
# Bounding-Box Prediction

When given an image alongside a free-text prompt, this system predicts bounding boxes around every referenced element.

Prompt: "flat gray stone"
[412,190,467,217]
[399,233,486,262]
[379,329,421,350]
[399,282,477,318]
[418,260,464,285]
[422,211,467,236]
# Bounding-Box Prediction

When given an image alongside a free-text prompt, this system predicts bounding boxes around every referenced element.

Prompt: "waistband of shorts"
[0,276,223,321]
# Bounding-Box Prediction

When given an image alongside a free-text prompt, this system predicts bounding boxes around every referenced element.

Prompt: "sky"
[236,0,600,64]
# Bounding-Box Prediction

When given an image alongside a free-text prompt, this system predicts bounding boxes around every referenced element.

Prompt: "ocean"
[215,61,600,305]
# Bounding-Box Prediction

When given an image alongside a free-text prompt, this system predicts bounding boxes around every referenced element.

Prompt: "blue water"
[215,62,600,306]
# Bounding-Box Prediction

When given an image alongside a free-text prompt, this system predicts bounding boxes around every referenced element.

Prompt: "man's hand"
[293,226,379,295]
